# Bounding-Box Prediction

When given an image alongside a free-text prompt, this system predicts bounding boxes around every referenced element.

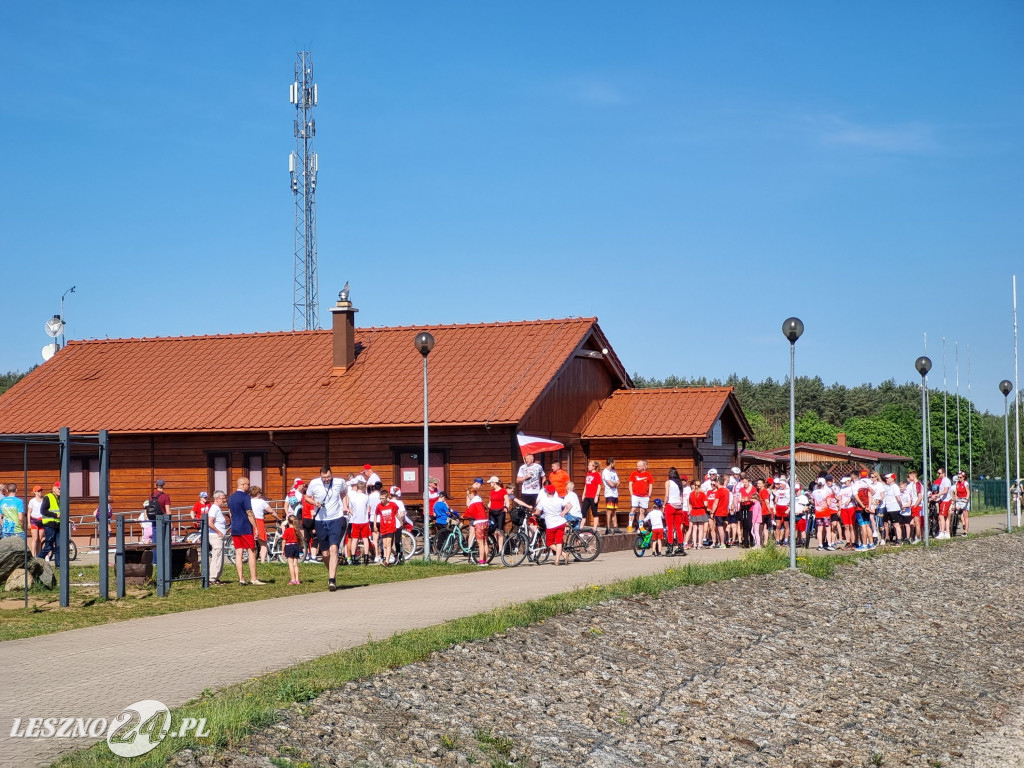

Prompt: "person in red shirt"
[464,487,490,565]
[687,483,708,549]
[755,478,773,547]
[377,489,400,566]
[547,461,570,497]
[733,475,756,548]
[708,477,732,548]
[954,470,970,534]
[191,491,211,532]
[627,460,655,532]
[487,476,511,551]
[282,514,304,584]
[581,460,602,528]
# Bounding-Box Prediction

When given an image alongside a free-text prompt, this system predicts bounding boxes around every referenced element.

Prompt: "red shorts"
[255,519,267,540]
[796,519,807,533]
[30,520,43,530]
[775,505,789,519]
[474,519,489,541]
[350,522,371,539]
[545,524,565,547]
[651,529,664,541]
[840,508,856,527]
[911,506,922,518]
[939,501,952,518]
[233,534,255,550]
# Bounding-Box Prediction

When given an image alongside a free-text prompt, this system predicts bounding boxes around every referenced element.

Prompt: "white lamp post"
[782,317,804,569]
[916,356,932,546]
[415,331,435,561]
[1000,379,1014,533]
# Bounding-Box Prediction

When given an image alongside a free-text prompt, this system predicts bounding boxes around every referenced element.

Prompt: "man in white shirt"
[305,465,350,591]
[517,454,545,508]
[207,491,229,585]
[601,459,619,532]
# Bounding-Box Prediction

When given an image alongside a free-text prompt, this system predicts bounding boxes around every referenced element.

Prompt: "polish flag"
[516,434,565,456]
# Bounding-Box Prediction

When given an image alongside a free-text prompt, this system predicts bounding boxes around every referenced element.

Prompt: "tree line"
[633,373,1021,480]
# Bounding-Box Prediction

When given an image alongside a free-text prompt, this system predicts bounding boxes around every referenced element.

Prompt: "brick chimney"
[837,432,847,447]
[329,287,358,373]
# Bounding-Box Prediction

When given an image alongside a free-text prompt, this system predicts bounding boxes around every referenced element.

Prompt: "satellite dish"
[44,315,63,338]
[42,343,58,361]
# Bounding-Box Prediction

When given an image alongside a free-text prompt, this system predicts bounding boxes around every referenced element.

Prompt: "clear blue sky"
[2,2,1022,413]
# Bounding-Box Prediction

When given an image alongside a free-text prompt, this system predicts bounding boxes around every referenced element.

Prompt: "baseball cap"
[795,483,802,491]
[53,481,61,490]
[487,475,501,484]
[293,477,303,484]
[731,467,741,475]
[363,464,373,471]
[824,473,834,482]
[708,468,719,475]
[544,484,556,494]
[859,470,869,478]
[679,475,688,482]
[199,491,208,498]
[653,498,664,507]
[841,476,851,484]
[389,485,401,496]
[474,477,484,484]
[155,479,166,487]
[32,485,43,492]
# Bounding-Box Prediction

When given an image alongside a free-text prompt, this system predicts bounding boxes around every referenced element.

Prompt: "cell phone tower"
[289,51,320,330]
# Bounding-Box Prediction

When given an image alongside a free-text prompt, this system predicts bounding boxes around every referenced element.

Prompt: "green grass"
[0,560,478,642]
[49,531,1020,768]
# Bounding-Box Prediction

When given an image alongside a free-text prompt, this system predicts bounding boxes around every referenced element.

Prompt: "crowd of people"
[0,456,982,591]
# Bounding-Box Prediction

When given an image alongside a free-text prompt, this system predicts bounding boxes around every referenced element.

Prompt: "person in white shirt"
[366,482,382,563]
[899,480,915,543]
[929,467,953,539]
[773,477,791,545]
[600,459,619,532]
[562,482,582,529]
[700,469,718,494]
[249,486,277,563]
[517,454,545,507]
[906,470,924,542]
[811,479,837,551]
[643,500,666,556]
[346,481,372,566]
[305,465,350,591]
[535,485,569,565]
[207,491,228,585]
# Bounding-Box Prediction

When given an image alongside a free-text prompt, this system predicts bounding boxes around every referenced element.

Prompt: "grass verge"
[51,531,1017,768]
[0,560,478,642]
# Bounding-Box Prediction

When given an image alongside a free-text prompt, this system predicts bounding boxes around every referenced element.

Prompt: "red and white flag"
[516,433,564,456]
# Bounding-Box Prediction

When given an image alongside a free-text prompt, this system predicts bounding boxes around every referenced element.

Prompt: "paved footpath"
[1,517,1006,767]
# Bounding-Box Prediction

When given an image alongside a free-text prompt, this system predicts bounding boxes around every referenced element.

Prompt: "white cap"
[731,467,741,474]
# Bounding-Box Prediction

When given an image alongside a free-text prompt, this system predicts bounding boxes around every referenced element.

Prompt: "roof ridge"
[613,386,734,394]
[62,317,597,346]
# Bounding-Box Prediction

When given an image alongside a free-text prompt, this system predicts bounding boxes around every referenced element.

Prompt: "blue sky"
[1,1,1022,413]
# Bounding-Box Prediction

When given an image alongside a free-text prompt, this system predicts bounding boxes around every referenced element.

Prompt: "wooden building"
[0,298,752,538]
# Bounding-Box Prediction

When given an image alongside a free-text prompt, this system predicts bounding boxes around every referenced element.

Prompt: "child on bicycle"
[282,514,304,585]
[643,499,666,556]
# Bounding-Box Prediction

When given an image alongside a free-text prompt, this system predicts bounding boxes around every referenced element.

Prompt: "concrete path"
[1,516,1006,767]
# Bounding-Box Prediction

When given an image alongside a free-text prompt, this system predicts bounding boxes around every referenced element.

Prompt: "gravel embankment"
[179,536,1024,768]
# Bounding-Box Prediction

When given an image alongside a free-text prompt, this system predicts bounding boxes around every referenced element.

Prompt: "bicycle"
[500,509,550,567]
[438,515,497,564]
[562,519,601,562]
[632,525,654,557]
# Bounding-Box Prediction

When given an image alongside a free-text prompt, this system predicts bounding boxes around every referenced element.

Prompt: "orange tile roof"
[582,387,747,439]
[0,318,602,434]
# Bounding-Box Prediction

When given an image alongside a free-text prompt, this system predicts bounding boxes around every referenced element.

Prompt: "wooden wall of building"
[520,354,618,436]
[584,439,698,487]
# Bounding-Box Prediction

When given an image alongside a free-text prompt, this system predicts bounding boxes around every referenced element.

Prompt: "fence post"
[201,514,210,589]
[115,515,125,599]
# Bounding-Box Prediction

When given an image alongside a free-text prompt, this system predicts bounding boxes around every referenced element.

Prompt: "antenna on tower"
[289,51,320,330]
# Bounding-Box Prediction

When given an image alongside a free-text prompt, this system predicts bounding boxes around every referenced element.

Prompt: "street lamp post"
[916,356,932,546]
[1000,380,1014,533]
[415,331,435,561]
[782,317,804,570]
[60,286,76,348]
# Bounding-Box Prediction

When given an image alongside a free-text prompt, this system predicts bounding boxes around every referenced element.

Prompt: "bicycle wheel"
[632,534,646,558]
[401,529,417,559]
[569,530,601,562]
[225,539,235,564]
[950,511,961,537]
[410,526,424,556]
[68,540,78,561]
[534,544,551,564]
[501,533,528,567]
[486,533,498,563]
[440,533,460,562]
[273,538,287,564]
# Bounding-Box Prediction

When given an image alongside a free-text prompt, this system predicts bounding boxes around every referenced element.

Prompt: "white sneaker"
[374,557,382,564]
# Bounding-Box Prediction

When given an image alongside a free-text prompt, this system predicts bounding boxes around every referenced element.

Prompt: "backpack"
[143,494,163,517]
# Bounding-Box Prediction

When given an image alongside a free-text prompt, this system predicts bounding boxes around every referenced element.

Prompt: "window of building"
[712,419,723,447]
[68,457,100,498]
[244,453,265,490]
[209,454,229,496]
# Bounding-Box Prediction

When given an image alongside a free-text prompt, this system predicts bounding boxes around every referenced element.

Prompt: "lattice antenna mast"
[289,51,320,330]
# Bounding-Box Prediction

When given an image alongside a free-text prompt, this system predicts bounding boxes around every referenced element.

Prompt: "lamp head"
[1000,379,1013,397]
[414,331,435,357]
[915,356,932,376]
[782,317,804,343]
[338,281,350,303]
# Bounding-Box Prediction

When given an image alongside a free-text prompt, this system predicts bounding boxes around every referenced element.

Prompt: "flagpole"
[955,342,961,472]
[967,345,973,485]
[943,337,948,471]
[924,332,931,481]
[1015,276,1020,525]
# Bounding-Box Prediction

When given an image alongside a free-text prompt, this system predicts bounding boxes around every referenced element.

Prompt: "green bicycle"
[437,516,497,565]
